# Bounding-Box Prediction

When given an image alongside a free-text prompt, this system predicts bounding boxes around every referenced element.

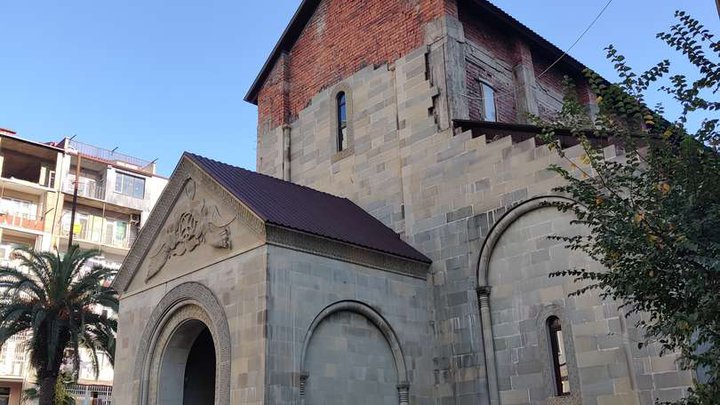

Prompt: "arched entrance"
[134,282,231,405]
[157,320,217,405]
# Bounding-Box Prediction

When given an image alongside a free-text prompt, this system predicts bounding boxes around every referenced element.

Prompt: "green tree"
[535,11,719,404]
[0,245,118,405]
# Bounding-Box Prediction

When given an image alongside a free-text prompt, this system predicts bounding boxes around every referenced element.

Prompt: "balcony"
[61,227,136,250]
[0,198,44,233]
[63,177,106,201]
[0,332,29,379]
[0,139,58,192]
[60,213,137,250]
[0,213,44,232]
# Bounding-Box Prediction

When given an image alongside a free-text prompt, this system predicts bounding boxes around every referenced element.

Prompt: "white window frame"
[479,79,497,122]
[114,171,146,199]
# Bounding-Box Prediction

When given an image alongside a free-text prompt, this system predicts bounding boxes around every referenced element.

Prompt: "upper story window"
[547,316,570,396]
[336,91,348,152]
[115,172,145,199]
[480,81,497,122]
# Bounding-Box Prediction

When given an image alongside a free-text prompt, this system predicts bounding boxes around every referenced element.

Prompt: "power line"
[463,0,615,103]
[535,0,615,79]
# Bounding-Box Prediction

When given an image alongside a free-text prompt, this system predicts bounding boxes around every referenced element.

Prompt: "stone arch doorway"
[133,282,231,405]
[157,320,216,405]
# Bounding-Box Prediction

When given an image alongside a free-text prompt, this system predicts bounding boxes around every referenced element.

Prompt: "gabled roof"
[244,0,589,104]
[185,153,431,264]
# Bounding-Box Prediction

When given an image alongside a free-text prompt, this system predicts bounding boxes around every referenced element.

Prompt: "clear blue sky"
[1,1,718,176]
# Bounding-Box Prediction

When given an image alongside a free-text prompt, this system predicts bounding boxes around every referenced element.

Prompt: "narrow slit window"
[336,92,348,152]
[481,81,497,122]
[548,316,570,396]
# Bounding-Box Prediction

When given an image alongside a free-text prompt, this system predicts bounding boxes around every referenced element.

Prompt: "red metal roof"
[185,153,431,264]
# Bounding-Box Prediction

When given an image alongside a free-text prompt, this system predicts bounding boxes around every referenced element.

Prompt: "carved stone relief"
[146,179,236,282]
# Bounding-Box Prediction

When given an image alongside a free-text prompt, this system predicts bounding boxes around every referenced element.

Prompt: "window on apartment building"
[115,172,145,199]
[336,91,348,152]
[547,316,570,396]
[0,387,9,405]
[480,81,497,122]
[104,218,129,247]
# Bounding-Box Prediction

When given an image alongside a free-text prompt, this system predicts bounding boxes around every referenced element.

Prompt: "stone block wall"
[304,310,399,404]
[113,248,268,405]
[281,58,412,232]
[263,245,435,404]
[253,13,607,401]
[487,207,631,405]
[483,203,694,405]
[250,1,694,404]
[255,33,696,401]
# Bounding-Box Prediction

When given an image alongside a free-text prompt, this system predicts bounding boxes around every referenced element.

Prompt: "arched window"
[336,92,348,152]
[547,316,570,396]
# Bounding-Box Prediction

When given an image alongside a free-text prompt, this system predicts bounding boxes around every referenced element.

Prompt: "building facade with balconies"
[0,128,167,405]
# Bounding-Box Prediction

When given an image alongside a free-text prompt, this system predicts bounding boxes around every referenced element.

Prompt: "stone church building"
[111,0,694,404]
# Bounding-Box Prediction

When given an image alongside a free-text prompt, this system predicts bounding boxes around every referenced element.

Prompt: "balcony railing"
[68,139,152,171]
[63,178,106,200]
[0,212,44,232]
[61,221,137,250]
[0,332,29,378]
[67,384,112,405]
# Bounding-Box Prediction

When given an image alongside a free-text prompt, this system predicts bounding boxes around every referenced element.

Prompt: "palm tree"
[23,371,77,405]
[0,245,118,405]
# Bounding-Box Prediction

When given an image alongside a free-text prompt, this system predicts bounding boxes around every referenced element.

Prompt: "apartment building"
[0,128,167,405]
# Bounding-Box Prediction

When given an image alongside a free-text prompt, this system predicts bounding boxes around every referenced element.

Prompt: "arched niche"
[299,301,410,405]
[476,195,576,287]
[133,282,231,405]
[473,195,577,405]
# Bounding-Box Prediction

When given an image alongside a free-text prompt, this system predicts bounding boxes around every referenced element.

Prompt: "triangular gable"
[113,156,266,295]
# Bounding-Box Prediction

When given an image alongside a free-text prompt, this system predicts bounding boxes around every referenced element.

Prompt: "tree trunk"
[38,375,57,405]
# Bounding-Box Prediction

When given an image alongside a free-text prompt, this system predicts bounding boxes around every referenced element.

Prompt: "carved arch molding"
[299,300,410,405]
[133,282,231,405]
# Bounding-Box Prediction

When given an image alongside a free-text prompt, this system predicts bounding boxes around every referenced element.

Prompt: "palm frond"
[0,245,118,392]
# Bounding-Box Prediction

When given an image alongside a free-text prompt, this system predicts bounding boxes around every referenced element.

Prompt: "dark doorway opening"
[182,327,216,405]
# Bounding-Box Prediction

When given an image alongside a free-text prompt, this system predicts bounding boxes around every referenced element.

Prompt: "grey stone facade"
[112,3,694,405]
[264,245,434,404]
[250,9,693,405]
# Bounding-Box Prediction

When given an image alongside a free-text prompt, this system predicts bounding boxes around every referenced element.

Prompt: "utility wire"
[535,0,615,79]
[463,0,615,102]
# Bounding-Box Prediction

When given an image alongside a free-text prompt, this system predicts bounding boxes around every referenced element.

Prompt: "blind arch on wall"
[299,300,410,403]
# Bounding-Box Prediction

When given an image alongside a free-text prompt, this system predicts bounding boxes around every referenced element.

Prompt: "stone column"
[299,372,309,396]
[282,124,291,181]
[477,286,500,405]
[397,382,410,405]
